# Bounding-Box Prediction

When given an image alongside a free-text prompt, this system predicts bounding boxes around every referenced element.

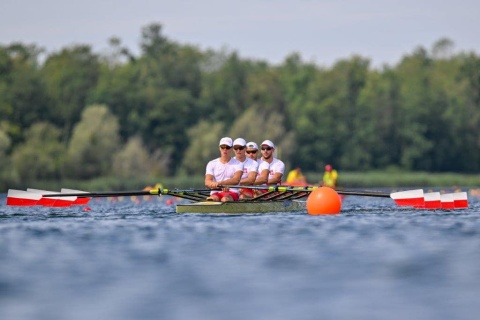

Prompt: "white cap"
[219,137,233,147]
[246,142,258,150]
[261,140,275,148]
[233,138,246,146]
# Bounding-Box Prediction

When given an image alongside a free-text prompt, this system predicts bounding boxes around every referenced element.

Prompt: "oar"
[6,187,213,206]
[226,185,470,209]
[220,185,425,207]
[40,188,211,198]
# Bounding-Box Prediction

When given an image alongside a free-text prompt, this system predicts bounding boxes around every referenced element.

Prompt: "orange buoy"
[306,187,342,215]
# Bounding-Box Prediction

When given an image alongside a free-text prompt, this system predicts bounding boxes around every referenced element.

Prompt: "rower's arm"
[205,174,216,188]
[268,172,283,185]
[220,170,242,186]
[240,171,257,185]
[254,169,269,185]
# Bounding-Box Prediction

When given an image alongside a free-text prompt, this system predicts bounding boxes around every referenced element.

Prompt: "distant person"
[205,137,244,202]
[322,164,338,188]
[286,167,307,186]
[233,138,259,199]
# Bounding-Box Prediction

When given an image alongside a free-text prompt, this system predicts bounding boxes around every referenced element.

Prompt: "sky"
[1,0,479,67]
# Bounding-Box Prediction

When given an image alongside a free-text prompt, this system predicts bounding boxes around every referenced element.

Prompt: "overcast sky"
[1,0,479,67]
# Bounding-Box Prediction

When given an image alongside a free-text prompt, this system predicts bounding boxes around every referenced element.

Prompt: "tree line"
[1,23,479,190]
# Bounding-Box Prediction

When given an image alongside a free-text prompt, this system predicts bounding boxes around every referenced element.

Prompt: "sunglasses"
[246,150,257,154]
[261,147,272,151]
[233,146,245,151]
[220,145,232,150]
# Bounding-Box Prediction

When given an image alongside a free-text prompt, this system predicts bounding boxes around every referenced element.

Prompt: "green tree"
[356,69,402,169]
[11,122,65,182]
[0,43,47,145]
[0,128,17,189]
[447,53,480,172]
[395,47,436,170]
[64,105,120,179]
[42,45,100,141]
[200,51,250,123]
[181,120,225,175]
[123,23,205,174]
[112,136,169,178]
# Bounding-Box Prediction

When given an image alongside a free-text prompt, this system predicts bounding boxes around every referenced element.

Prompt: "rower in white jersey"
[258,140,285,185]
[245,141,270,187]
[233,138,259,199]
[205,137,244,202]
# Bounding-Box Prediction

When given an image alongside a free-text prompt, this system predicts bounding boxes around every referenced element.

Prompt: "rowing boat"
[176,199,307,214]
[6,185,469,213]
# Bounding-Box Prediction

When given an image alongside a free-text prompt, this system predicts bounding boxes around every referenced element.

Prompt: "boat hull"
[176,200,307,214]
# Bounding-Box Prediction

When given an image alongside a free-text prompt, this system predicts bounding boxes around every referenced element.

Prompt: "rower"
[245,142,270,197]
[258,140,285,185]
[205,137,244,202]
[254,140,285,197]
[233,138,259,200]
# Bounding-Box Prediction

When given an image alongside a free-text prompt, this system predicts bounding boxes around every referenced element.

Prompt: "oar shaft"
[41,188,212,198]
[221,184,392,198]
[34,185,393,200]
[42,190,157,198]
[336,190,390,198]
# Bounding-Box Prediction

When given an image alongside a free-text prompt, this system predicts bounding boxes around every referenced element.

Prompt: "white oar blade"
[440,193,455,209]
[453,192,468,209]
[423,192,442,209]
[27,188,77,207]
[390,189,424,207]
[61,188,91,205]
[7,189,42,206]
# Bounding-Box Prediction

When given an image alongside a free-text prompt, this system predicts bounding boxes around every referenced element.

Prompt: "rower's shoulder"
[273,158,285,165]
[229,158,243,165]
[244,157,258,165]
[208,157,221,165]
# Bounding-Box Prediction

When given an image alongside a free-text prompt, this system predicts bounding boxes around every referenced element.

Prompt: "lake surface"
[1,189,480,320]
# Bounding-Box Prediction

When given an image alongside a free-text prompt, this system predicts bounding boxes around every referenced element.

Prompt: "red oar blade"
[61,188,91,205]
[7,189,42,206]
[440,193,455,209]
[27,188,77,207]
[391,189,424,207]
[423,192,442,209]
[453,192,468,209]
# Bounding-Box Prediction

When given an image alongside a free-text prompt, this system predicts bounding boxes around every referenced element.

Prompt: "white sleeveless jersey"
[237,157,259,179]
[205,157,244,194]
[258,157,285,184]
[257,160,270,175]
[206,157,244,182]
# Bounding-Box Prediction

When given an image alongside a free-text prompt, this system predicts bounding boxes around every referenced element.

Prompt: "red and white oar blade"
[424,192,442,209]
[7,189,42,206]
[391,189,424,207]
[61,188,91,205]
[26,188,57,206]
[440,193,455,209]
[27,188,76,207]
[453,192,468,209]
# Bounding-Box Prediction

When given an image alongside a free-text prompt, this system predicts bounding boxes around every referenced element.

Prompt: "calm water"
[1,190,480,320]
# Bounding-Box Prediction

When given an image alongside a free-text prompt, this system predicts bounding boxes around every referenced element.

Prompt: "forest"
[1,23,479,191]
